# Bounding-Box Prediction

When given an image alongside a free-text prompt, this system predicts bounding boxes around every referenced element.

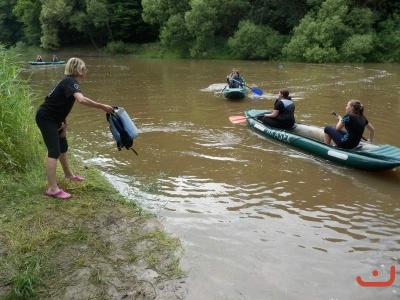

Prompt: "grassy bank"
[0,164,185,299]
[0,46,185,299]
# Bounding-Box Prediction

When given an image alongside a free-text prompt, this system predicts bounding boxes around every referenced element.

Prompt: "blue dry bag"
[106,107,139,155]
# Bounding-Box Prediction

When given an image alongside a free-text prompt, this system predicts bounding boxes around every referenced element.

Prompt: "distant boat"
[29,61,65,65]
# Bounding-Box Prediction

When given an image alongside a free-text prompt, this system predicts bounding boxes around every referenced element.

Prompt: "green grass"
[0,46,43,172]
[0,157,184,299]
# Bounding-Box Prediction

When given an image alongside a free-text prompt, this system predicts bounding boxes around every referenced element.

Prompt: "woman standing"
[324,100,375,149]
[36,57,114,199]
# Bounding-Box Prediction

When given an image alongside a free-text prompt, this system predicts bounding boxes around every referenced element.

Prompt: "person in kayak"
[258,89,295,129]
[227,69,245,88]
[226,68,236,85]
[36,57,114,199]
[324,99,375,149]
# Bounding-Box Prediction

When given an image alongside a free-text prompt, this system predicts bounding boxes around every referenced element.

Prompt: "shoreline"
[0,158,187,299]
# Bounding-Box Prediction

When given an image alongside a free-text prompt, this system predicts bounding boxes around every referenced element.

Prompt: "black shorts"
[260,116,294,129]
[35,111,68,159]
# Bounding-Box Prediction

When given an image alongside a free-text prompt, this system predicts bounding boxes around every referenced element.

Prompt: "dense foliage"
[1,0,399,62]
[0,46,43,172]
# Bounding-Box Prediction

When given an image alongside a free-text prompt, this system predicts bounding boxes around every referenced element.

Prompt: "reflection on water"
[26,59,400,300]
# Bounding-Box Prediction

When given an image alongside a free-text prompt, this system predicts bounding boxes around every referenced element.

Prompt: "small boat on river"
[29,61,65,65]
[233,109,400,172]
[222,86,247,99]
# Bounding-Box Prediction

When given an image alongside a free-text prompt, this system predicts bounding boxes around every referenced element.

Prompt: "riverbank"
[15,41,230,61]
[0,158,186,299]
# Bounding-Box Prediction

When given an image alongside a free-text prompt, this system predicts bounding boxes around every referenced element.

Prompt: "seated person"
[228,70,245,88]
[226,68,236,84]
[324,100,375,149]
[52,55,58,62]
[36,55,43,62]
[257,89,295,129]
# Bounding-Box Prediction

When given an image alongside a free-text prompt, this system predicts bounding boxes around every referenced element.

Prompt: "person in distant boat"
[36,55,43,62]
[52,55,58,62]
[258,89,295,129]
[324,100,375,149]
[226,68,236,85]
[228,70,245,88]
[35,57,114,199]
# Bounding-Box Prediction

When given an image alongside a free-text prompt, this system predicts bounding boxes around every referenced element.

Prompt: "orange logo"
[356,265,396,287]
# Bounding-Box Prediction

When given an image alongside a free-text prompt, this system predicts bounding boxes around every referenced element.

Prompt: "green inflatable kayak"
[223,86,247,99]
[29,61,66,65]
[242,109,400,172]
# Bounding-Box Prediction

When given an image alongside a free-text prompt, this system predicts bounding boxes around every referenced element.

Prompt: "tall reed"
[0,45,43,172]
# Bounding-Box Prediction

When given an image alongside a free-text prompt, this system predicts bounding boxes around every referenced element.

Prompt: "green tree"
[108,0,158,42]
[283,0,374,62]
[228,20,285,60]
[160,14,192,55]
[340,33,375,62]
[42,0,112,49]
[213,0,250,37]
[5,0,400,61]
[0,0,24,46]
[374,13,400,62]
[40,0,73,49]
[185,0,218,57]
[148,0,251,57]
[13,0,42,45]
[142,0,191,52]
[142,0,190,26]
[248,0,308,35]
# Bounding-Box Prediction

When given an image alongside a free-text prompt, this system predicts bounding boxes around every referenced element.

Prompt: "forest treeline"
[1,0,399,62]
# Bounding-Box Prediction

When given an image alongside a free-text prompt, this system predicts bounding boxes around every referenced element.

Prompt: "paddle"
[229,115,251,124]
[331,111,367,141]
[229,111,268,124]
[230,78,263,96]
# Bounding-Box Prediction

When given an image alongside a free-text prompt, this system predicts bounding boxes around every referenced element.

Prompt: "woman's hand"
[58,122,67,138]
[102,104,114,114]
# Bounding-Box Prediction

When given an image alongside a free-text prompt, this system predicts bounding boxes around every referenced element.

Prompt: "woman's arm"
[264,110,279,118]
[335,116,344,131]
[365,123,375,142]
[74,92,114,113]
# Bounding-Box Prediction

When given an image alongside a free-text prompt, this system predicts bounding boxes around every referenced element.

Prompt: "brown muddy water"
[24,57,400,300]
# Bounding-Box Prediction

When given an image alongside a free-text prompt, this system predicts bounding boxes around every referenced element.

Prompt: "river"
[25,56,400,300]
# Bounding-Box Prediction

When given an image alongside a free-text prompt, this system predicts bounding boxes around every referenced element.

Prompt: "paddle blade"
[251,87,263,96]
[229,116,248,124]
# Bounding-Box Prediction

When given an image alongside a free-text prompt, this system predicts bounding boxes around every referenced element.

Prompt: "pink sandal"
[45,189,71,199]
[66,174,85,181]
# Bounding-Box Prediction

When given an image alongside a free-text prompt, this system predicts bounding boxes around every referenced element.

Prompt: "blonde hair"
[64,57,85,76]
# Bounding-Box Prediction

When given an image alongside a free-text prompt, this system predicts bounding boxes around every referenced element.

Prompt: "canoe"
[223,86,247,99]
[29,61,65,65]
[244,109,400,171]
